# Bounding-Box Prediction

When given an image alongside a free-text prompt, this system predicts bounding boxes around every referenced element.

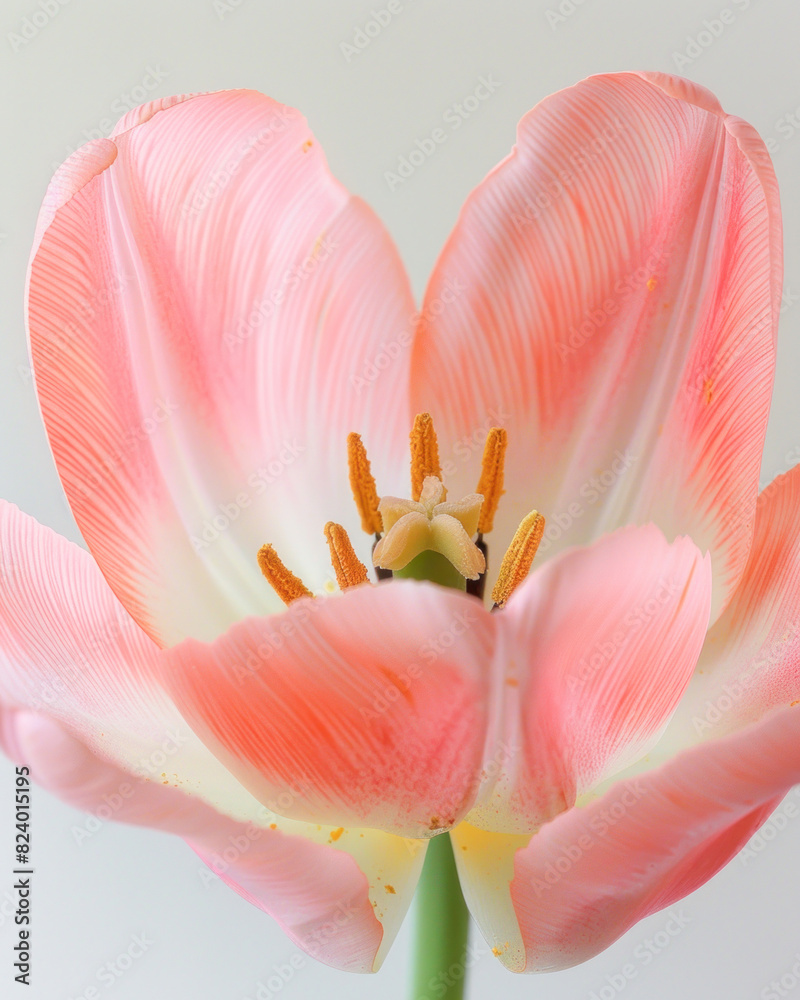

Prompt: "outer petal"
[653,463,800,756]
[508,705,800,971]
[0,500,260,822]
[467,525,711,833]
[27,89,417,647]
[6,710,426,972]
[165,581,495,838]
[410,71,782,621]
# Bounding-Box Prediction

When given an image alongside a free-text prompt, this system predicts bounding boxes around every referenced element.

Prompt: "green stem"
[410,833,470,1000]
[394,547,471,998]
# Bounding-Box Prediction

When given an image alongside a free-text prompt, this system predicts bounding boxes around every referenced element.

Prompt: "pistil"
[372,476,486,580]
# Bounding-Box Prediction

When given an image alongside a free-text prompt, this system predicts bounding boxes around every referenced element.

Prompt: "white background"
[1,1,800,997]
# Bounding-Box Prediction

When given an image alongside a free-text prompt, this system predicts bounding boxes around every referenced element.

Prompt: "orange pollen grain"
[323,522,369,590]
[330,827,345,841]
[410,412,443,501]
[492,511,546,608]
[475,427,508,534]
[257,544,314,605]
[347,432,383,534]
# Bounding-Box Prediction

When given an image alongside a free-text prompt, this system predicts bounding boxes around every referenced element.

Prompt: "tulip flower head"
[2,71,799,992]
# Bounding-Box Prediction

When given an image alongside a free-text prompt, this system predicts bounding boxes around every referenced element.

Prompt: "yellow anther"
[323,522,369,590]
[257,544,314,605]
[347,433,383,535]
[491,511,546,608]
[475,427,508,535]
[410,412,443,501]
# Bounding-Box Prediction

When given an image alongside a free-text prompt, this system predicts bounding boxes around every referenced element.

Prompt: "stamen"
[257,544,314,605]
[324,522,369,590]
[491,511,546,609]
[475,428,508,535]
[347,433,383,534]
[410,412,443,501]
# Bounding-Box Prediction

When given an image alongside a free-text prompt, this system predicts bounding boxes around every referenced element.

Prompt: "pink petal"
[467,525,711,833]
[0,500,260,821]
[165,580,495,838]
[7,710,424,972]
[27,90,417,647]
[410,71,782,622]
[655,463,800,755]
[508,704,800,971]
[29,95,201,257]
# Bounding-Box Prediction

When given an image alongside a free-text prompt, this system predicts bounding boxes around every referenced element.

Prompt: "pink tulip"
[2,71,797,977]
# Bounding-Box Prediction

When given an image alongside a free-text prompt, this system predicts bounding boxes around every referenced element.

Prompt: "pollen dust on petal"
[385,884,396,894]
[329,827,345,842]
[703,378,714,405]
[302,139,313,152]
[646,276,658,291]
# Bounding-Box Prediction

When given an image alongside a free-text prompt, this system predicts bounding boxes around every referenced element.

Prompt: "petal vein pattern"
[164,581,495,839]
[410,71,782,622]
[27,90,417,646]
[0,500,264,821]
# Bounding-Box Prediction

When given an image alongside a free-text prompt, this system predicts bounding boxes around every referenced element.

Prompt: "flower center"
[372,475,485,582]
[257,413,546,607]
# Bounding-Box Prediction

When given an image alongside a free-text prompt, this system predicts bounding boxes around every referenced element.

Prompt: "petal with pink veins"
[507,705,800,971]
[651,463,800,757]
[164,580,495,839]
[5,710,426,972]
[410,71,782,622]
[467,525,711,833]
[27,89,417,647]
[0,500,263,822]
